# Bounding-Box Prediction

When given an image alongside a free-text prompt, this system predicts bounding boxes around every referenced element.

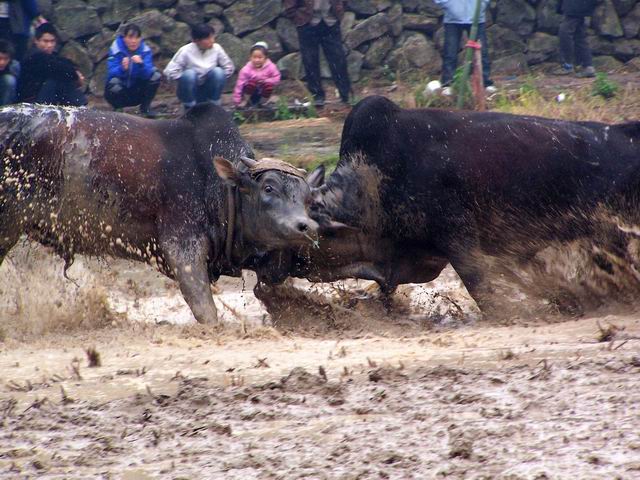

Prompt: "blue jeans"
[441,23,492,87]
[177,68,226,108]
[0,74,17,106]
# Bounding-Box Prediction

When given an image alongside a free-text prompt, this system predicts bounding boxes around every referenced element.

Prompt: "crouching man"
[105,23,160,118]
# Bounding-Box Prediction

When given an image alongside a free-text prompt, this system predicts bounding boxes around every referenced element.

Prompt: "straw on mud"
[85,346,101,367]
[596,321,620,343]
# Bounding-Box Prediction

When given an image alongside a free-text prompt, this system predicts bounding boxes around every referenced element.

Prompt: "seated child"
[0,40,19,106]
[233,41,281,108]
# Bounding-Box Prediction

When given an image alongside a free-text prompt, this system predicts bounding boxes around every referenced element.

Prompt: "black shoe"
[314,97,325,108]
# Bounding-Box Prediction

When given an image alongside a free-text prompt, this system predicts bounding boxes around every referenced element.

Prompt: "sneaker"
[485,85,498,94]
[140,107,158,119]
[552,63,574,75]
[441,86,453,96]
[576,66,596,78]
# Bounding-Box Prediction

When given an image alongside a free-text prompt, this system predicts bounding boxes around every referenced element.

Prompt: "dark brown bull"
[0,103,318,324]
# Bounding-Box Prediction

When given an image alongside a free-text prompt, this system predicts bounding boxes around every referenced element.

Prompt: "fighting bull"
[294,96,640,313]
[0,103,318,324]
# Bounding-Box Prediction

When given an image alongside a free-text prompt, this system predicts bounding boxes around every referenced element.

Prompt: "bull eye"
[264,185,274,194]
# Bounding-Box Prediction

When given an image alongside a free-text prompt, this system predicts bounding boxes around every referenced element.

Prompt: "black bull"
[0,103,320,324]
[283,96,640,313]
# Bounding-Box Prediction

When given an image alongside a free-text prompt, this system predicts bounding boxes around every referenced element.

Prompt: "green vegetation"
[274,96,295,121]
[232,110,246,124]
[382,64,396,83]
[307,152,340,173]
[592,72,618,99]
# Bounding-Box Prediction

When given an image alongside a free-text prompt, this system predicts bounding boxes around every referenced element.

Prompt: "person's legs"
[297,23,324,103]
[242,80,260,105]
[104,77,134,109]
[36,79,87,106]
[558,16,579,70]
[10,34,28,63]
[177,69,198,108]
[475,23,492,86]
[573,17,593,69]
[0,74,17,106]
[139,69,161,115]
[196,67,225,105]
[441,23,463,86]
[320,22,351,103]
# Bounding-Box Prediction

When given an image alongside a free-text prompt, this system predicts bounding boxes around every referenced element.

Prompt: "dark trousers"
[105,73,161,110]
[558,16,592,68]
[0,19,29,63]
[36,79,87,107]
[297,21,351,102]
[441,23,491,87]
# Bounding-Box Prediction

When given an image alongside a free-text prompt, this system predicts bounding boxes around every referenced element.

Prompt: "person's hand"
[131,55,143,64]
[122,57,130,70]
[76,71,85,86]
[33,16,47,27]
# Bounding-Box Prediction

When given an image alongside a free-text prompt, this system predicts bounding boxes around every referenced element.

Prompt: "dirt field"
[1,240,640,480]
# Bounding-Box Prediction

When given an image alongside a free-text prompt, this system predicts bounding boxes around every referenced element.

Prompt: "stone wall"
[38,0,640,96]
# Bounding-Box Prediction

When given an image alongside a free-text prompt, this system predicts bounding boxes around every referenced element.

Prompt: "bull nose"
[296,221,310,233]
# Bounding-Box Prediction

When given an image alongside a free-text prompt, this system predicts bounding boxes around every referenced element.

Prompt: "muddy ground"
[3,76,640,478]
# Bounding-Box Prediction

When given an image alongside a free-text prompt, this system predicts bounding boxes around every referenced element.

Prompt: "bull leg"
[448,254,495,317]
[0,230,20,267]
[159,234,218,325]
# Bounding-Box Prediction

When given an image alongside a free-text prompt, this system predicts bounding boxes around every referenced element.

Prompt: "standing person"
[17,23,87,106]
[105,24,161,118]
[554,0,597,77]
[163,24,234,109]
[0,40,19,105]
[283,0,351,107]
[0,0,45,62]
[435,0,495,95]
[232,41,281,108]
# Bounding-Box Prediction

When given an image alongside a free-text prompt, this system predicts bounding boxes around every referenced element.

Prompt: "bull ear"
[214,156,240,185]
[306,165,325,188]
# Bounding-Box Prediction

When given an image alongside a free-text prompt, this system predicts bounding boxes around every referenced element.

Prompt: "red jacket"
[283,0,345,27]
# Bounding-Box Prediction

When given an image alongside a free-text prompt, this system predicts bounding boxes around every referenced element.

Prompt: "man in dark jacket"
[17,23,87,106]
[105,23,160,118]
[283,0,350,107]
[554,0,597,77]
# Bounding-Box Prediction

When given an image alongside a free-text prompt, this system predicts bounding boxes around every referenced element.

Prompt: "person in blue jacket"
[434,0,495,94]
[105,24,161,118]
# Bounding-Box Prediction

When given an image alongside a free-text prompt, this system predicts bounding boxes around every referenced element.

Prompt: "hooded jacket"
[107,35,155,87]
[232,58,281,105]
[434,0,490,24]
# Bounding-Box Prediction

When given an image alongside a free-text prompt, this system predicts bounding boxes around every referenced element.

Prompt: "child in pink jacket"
[233,42,281,107]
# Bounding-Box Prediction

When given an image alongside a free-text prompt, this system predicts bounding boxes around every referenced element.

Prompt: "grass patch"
[306,152,340,173]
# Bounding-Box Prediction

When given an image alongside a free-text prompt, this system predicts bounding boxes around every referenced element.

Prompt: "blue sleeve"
[141,48,155,79]
[107,52,125,80]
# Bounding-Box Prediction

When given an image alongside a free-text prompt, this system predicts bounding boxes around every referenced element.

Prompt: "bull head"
[214,156,319,249]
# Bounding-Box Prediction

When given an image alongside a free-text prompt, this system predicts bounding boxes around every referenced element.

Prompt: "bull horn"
[239,156,258,168]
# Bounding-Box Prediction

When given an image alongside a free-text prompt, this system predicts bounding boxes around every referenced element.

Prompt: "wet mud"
[1,241,640,479]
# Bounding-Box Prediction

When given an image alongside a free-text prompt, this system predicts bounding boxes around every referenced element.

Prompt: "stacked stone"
[38,0,640,96]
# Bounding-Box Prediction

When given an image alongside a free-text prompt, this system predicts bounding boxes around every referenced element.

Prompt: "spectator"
[233,41,281,108]
[434,0,495,95]
[554,0,597,77]
[163,24,234,109]
[0,40,19,105]
[105,24,161,118]
[0,0,45,63]
[17,23,87,106]
[283,0,351,107]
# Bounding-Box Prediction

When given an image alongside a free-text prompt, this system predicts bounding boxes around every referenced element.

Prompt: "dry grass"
[492,77,640,124]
